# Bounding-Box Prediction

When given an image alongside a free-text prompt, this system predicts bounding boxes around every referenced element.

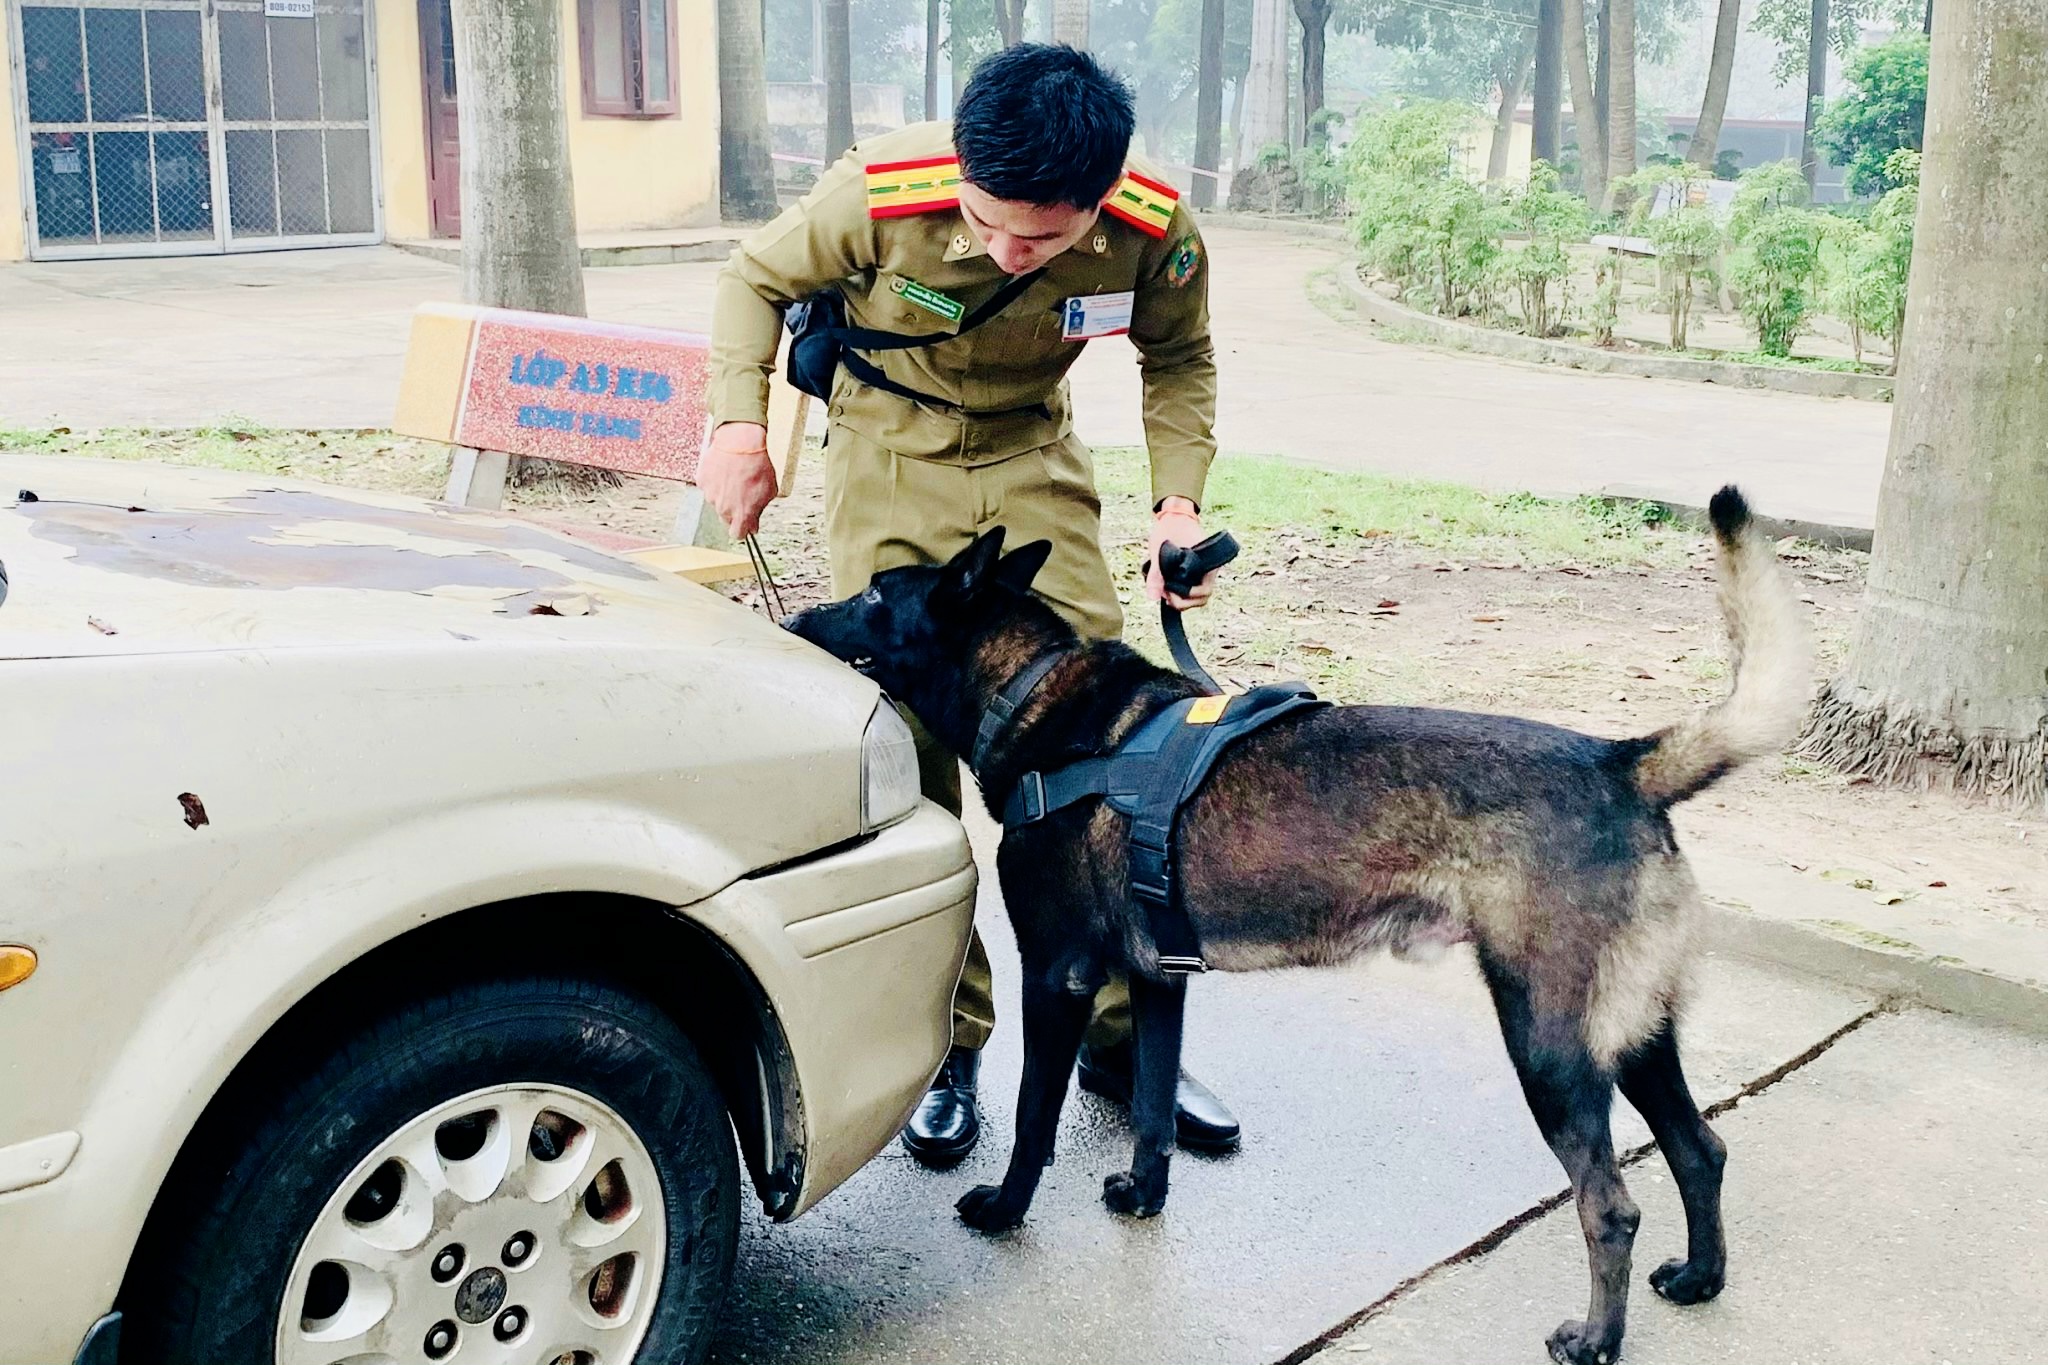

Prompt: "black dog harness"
[974,662,1327,974]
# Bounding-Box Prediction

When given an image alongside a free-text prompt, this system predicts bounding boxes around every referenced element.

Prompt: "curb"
[1197,210,1352,242]
[1702,903,2048,1039]
[1336,270,1896,404]
[1601,487,1873,550]
[390,237,741,270]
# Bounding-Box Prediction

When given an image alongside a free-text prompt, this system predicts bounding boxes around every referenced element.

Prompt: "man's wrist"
[1154,496,1200,518]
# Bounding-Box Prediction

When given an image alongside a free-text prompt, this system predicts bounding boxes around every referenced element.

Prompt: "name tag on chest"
[1061,291,1134,341]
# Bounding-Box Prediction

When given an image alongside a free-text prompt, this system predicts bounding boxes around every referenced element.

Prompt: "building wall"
[375,0,433,242]
[563,0,719,235]
[1,0,718,260]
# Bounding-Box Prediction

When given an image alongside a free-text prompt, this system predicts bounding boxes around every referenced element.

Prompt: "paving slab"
[707,805,1880,1365]
[1312,1007,2048,1365]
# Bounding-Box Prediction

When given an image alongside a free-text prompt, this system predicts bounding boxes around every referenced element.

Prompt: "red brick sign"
[395,304,711,482]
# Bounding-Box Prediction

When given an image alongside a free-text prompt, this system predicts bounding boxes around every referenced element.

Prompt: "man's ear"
[994,539,1053,596]
[936,527,1008,606]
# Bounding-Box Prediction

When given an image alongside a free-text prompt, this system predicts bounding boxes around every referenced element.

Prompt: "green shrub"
[1728,162,1823,357]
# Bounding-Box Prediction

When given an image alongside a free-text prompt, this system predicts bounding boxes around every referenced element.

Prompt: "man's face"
[957,181,1113,274]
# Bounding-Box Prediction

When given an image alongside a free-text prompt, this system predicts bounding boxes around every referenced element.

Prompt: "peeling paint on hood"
[0,453,796,661]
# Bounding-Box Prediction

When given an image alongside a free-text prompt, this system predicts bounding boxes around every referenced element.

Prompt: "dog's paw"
[1545,1319,1622,1365]
[1101,1171,1165,1218]
[955,1184,1026,1234]
[1649,1256,1725,1305]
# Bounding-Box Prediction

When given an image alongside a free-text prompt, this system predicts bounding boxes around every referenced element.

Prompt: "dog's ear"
[937,527,1008,606]
[994,539,1053,596]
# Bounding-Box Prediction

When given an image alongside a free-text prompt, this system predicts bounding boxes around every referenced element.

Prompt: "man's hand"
[697,422,779,539]
[1146,496,1215,610]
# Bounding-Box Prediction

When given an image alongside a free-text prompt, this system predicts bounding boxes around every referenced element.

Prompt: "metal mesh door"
[16,0,217,252]
[11,0,379,257]
[215,0,377,246]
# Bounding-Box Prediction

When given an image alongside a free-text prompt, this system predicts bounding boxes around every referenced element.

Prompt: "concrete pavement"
[697,804,2048,1365]
[0,226,1891,530]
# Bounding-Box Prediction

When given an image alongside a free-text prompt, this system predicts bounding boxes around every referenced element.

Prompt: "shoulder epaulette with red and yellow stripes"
[868,157,1182,235]
[1103,169,1180,238]
[866,156,963,218]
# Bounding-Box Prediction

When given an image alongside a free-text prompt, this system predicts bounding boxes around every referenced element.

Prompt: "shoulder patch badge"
[1103,168,1180,239]
[866,156,963,219]
[1166,233,1203,288]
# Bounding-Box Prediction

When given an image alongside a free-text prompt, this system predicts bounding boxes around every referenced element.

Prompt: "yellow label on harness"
[1186,695,1230,725]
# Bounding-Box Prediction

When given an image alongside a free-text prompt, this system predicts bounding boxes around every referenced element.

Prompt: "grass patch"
[1,425,449,496]
[1092,446,1685,569]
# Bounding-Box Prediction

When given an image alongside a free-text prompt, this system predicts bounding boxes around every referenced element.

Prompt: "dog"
[784,488,1808,1365]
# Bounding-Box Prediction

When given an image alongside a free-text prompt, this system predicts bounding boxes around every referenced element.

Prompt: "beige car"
[0,454,976,1365]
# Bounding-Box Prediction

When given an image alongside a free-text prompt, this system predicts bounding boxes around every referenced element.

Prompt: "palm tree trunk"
[1603,0,1636,212]
[1802,0,2048,804]
[1241,0,1290,157]
[1690,0,1742,169]
[717,0,779,221]
[1562,0,1605,207]
[1292,0,1332,131]
[1194,0,1227,208]
[823,0,853,163]
[1532,0,1563,166]
[1801,0,1831,192]
[924,0,941,119]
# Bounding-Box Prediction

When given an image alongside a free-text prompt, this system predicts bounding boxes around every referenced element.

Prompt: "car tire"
[121,975,740,1365]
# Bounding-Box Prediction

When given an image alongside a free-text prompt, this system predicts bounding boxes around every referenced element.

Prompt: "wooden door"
[419,0,462,237]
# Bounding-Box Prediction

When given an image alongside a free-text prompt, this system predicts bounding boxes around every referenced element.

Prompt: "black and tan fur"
[785,488,1809,1365]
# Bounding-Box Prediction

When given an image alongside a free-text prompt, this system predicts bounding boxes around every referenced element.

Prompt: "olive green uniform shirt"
[708,122,1218,510]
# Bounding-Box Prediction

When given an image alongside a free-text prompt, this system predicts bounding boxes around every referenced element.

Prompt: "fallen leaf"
[1377,599,1401,609]
[1473,615,1504,623]
[1875,893,1906,906]
[1927,881,1948,889]
[1786,860,1810,872]
[1652,625,1683,633]
[1628,667,1656,680]
[1301,643,1335,656]
[87,616,116,635]
[177,792,209,830]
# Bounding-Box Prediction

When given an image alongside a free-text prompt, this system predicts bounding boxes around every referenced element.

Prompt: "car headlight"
[861,699,922,832]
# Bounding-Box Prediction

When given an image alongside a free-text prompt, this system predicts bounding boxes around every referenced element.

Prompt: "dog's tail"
[1629,486,1811,807]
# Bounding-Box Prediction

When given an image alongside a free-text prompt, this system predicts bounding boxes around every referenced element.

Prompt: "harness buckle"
[1014,771,1049,824]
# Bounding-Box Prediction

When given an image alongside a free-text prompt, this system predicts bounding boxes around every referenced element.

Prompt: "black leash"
[1147,531,1241,693]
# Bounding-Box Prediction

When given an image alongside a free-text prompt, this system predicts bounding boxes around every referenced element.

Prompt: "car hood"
[0,453,797,661]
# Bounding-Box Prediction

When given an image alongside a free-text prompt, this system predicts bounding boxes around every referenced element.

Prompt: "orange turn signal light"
[0,945,38,992]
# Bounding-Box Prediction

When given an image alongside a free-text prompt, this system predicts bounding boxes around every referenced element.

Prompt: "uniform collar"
[939,214,1119,264]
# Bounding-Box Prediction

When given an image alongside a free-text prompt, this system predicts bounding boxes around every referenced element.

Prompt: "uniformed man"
[699,43,1241,1166]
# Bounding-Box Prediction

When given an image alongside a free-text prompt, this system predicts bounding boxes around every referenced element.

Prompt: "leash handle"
[1155,531,1239,598]
[1145,531,1240,696]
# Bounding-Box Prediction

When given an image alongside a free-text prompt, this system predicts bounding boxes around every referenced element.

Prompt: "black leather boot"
[1077,1041,1242,1153]
[901,1044,981,1167]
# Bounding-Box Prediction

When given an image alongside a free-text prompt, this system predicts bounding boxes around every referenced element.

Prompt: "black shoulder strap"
[832,267,1048,352]
[970,649,1065,775]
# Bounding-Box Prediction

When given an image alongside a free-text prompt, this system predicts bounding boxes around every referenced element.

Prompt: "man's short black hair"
[953,44,1136,210]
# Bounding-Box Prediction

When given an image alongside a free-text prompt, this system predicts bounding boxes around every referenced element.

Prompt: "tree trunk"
[1801,0,1830,192]
[1603,0,1635,212]
[1293,0,1331,132]
[1802,0,2048,806]
[1562,0,1606,207]
[1593,0,1610,151]
[1194,0,1226,208]
[1532,0,1563,166]
[997,0,1027,45]
[1690,0,1742,169]
[455,0,583,317]
[822,0,854,164]
[717,0,779,221]
[1241,0,1290,158]
[925,0,941,119]
[1054,0,1090,47]
[1492,38,1537,180]
[1228,63,1249,169]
